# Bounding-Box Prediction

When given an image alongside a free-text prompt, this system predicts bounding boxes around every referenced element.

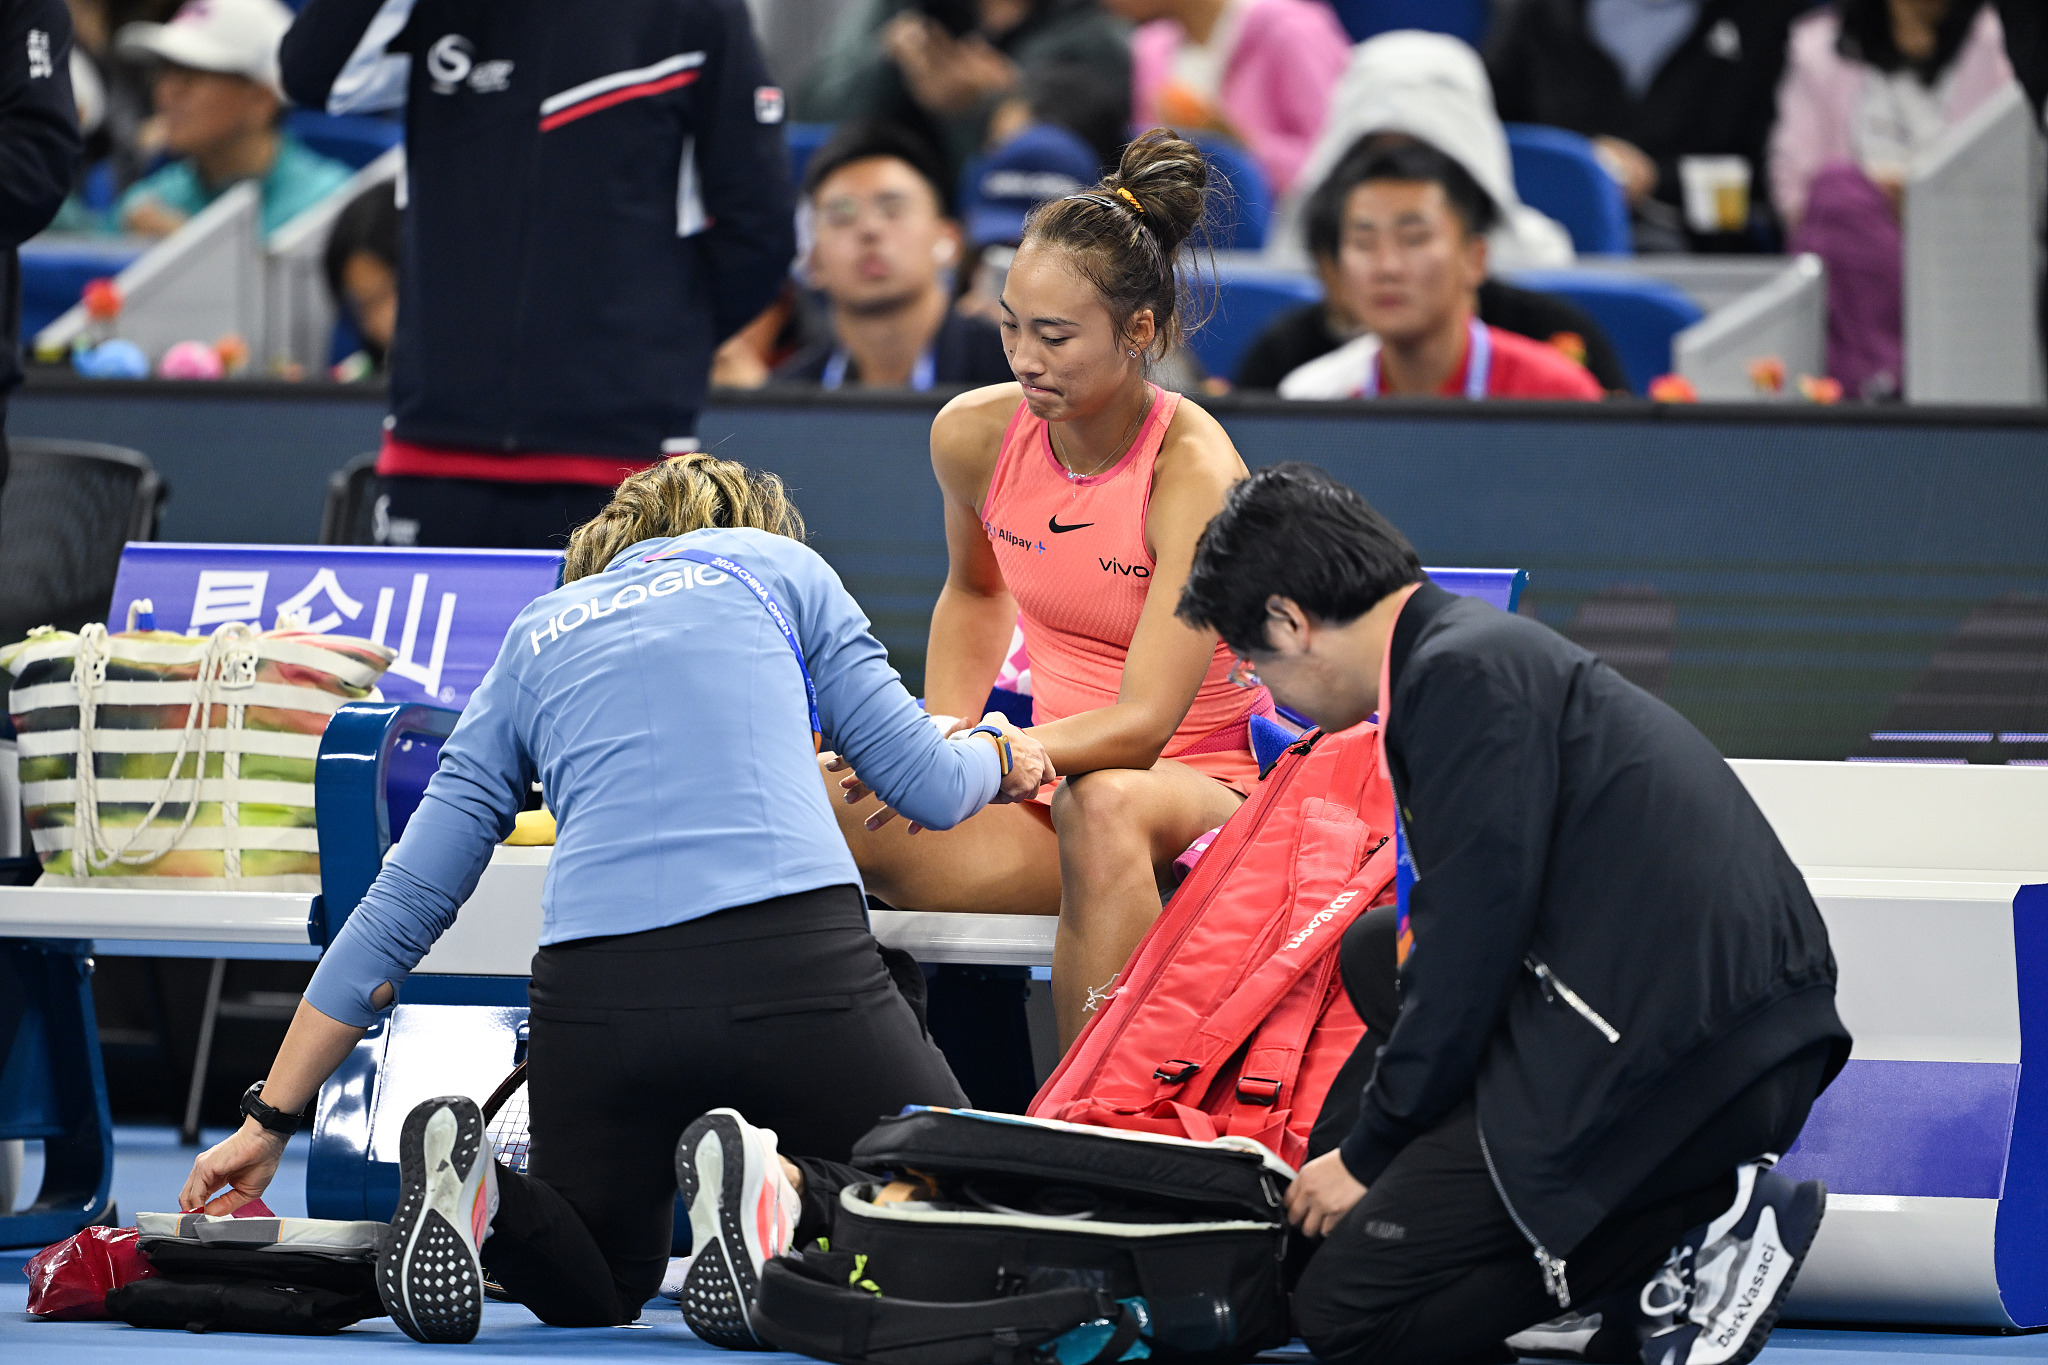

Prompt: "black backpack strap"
[1077,1300,1144,1365]
[756,1255,1123,1365]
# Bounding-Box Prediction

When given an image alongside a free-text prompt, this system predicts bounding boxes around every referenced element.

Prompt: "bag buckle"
[1152,1059,1201,1084]
[1236,1075,1282,1106]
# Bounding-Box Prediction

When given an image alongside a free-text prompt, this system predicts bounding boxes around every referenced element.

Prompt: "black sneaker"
[673,1108,801,1349]
[1639,1162,1825,1365]
[380,1095,498,1344]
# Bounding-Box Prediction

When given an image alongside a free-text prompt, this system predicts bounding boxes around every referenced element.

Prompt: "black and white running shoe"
[1639,1161,1825,1365]
[671,1108,801,1349]
[381,1095,499,1344]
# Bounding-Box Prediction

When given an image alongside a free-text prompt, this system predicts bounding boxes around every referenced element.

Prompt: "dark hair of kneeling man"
[1176,463,1852,1365]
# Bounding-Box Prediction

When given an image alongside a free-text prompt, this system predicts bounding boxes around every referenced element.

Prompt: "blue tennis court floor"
[6,1128,2046,1364]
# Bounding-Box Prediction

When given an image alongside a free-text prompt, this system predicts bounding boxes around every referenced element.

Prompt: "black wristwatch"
[240,1081,304,1136]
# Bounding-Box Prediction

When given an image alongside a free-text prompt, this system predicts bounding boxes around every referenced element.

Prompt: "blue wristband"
[964,724,1013,777]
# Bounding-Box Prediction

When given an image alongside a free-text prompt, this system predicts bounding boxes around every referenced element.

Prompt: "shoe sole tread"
[381,1095,486,1345]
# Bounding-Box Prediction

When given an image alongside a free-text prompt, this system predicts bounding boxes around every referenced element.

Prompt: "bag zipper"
[1477,1122,1572,1308]
[1524,956,1620,1043]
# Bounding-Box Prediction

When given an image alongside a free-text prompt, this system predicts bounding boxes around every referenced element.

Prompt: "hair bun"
[1111,128,1209,258]
[1016,126,1216,362]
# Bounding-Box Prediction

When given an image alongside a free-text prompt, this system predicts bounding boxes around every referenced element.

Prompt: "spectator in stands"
[1,0,79,523]
[1006,56,1131,172]
[1240,132,1628,391]
[280,0,794,549]
[1486,0,1798,252]
[1995,0,2047,357]
[1113,0,1350,197]
[776,123,1011,389]
[112,0,351,239]
[1275,142,1604,400]
[322,180,397,379]
[795,0,1129,193]
[1772,0,2015,398]
[66,0,153,191]
[953,119,1099,322]
[1272,30,1574,275]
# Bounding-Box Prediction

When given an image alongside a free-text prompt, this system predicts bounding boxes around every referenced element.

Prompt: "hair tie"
[1115,187,1145,216]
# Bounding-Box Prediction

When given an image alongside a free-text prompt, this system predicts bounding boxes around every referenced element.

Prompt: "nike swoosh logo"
[1048,516,1094,534]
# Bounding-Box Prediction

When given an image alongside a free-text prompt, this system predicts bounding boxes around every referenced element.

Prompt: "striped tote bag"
[1,620,395,890]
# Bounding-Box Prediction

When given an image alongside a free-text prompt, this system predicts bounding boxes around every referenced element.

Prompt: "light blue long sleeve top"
[304,528,1000,1027]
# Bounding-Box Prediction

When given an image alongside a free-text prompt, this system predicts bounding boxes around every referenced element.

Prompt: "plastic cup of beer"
[1680,156,1751,234]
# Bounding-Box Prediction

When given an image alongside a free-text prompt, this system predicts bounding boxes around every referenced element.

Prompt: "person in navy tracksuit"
[280,0,796,549]
[0,0,79,534]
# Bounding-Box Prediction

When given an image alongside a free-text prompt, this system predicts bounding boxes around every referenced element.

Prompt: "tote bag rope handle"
[71,621,260,871]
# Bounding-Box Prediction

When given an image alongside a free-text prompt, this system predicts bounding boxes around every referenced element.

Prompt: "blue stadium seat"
[1507,269,1704,395]
[1327,0,1488,45]
[1186,271,1322,382]
[786,122,836,191]
[1183,131,1270,251]
[1504,124,1632,256]
[286,110,403,169]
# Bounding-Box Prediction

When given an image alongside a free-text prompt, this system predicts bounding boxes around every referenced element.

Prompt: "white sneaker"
[673,1108,802,1349]
[1639,1161,1825,1365]
[380,1095,499,1344]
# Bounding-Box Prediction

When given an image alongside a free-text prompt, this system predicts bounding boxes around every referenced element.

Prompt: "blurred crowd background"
[10,0,2045,414]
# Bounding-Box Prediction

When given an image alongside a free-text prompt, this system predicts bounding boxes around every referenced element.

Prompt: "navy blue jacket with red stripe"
[282,0,795,461]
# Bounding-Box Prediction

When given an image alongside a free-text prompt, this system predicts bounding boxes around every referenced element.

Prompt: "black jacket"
[0,0,78,400]
[1486,0,1796,245]
[1998,0,2047,124]
[281,0,795,460]
[1341,583,1849,1277]
[1234,281,1629,392]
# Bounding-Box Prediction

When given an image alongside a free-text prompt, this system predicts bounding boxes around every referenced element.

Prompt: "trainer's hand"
[822,752,904,831]
[1285,1149,1367,1239]
[974,712,1054,803]
[180,1118,288,1215]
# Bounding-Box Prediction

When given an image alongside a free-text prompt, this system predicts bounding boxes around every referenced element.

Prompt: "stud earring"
[1127,349,1138,358]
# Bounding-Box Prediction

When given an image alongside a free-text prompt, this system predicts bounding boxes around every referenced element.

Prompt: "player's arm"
[279,0,406,113]
[921,384,1025,725]
[688,0,798,341]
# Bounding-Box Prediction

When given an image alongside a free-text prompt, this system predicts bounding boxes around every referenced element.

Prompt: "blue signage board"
[107,544,561,708]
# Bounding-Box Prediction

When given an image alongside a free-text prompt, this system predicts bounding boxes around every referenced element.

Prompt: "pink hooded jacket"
[1770,4,2014,228]
[1131,0,1352,197]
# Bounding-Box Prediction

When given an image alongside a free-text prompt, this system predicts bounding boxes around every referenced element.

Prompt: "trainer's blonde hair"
[563,453,806,584]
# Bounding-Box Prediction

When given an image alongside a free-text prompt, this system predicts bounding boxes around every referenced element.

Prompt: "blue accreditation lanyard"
[1394,807,1415,966]
[640,545,822,751]
[1360,318,1492,399]
[821,347,936,392]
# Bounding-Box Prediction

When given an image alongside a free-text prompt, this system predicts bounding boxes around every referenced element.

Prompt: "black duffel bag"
[751,1107,1294,1365]
[107,1234,384,1334]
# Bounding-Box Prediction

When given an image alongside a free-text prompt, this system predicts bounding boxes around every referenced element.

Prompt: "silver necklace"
[1052,392,1152,481]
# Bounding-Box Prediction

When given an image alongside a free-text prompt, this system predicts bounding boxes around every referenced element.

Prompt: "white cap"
[116,0,292,98]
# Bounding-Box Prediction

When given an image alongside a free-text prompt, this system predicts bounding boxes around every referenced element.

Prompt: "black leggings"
[479,885,967,1327]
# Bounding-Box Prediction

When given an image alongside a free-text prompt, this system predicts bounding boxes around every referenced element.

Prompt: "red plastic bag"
[23,1196,282,1319]
[23,1226,156,1320]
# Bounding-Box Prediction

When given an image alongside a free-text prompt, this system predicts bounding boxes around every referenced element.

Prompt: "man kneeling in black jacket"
[1177,465,1850,1365]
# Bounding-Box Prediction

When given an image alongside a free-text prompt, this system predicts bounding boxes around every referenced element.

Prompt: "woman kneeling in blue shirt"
[176,453,1052,1342]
